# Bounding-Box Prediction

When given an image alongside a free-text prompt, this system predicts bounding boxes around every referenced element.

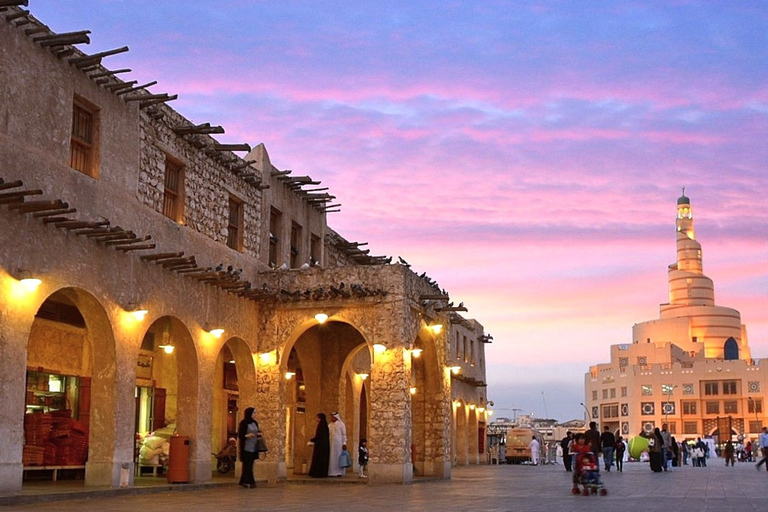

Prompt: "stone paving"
[2,460,767,511]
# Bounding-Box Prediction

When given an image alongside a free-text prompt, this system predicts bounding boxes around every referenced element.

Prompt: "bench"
[23,465,85,481]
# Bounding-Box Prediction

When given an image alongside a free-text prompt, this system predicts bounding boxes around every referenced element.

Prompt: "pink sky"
[30,1,768,421]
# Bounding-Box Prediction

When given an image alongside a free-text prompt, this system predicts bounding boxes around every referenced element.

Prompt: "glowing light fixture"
[410,348,423,358]
[409,387,417,395]
[477,407,485,413]
[359,373,369,380]
[449,365,461,375]
[429,324,443,334]
[469,404,476,410]
[285,371,296,380]
[130,308,149,321]
[373,343,387,354]
[203,322,224,338]
[259,351,274,363]
[314,313,329,324]
[158,342,175,354]
[15,270,42,292]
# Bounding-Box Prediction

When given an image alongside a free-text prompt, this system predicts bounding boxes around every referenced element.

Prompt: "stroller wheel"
[591,487,597,495]
[571,487,580,495]
[600,488,607,496]
[582,489,590,496]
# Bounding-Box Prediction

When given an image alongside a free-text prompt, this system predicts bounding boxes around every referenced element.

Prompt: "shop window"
[602,404,619,418]
[290,222,302,268]
[227,195,244,251]
[310,234,321,266]
[162,157,184,222]
[69,97,99,177]
[269,207,282,267]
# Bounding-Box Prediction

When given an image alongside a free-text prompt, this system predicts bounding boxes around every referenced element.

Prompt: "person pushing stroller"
[570,433,607,496]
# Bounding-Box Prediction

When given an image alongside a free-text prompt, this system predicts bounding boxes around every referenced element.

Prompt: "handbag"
[255,435,269,453]
[339,449,352,468]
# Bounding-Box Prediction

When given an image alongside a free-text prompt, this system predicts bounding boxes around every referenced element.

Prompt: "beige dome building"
[585,192,766,443]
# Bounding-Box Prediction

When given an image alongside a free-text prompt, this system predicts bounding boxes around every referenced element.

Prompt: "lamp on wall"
[203,322,224,338]
[125,302,148,321]
[314,313,329,324]
[373,343,387,354]
[409,387,417,395]
[14,269,42,292]
[358,373,369,380]
[449,365,461,375]
[285,371,296,380]
[429,323,443,334]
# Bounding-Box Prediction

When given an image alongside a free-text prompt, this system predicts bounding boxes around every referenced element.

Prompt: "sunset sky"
[29,1,767,421]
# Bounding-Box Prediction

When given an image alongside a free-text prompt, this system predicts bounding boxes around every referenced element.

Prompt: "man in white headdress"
[328,412,348,476]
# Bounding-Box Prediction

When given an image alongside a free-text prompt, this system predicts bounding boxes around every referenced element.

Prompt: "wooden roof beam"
[69,46,129,69]
[35,30,90,47]
[173,123,225,135]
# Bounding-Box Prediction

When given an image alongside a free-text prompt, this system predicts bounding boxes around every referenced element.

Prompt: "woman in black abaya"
[308,413,330,478]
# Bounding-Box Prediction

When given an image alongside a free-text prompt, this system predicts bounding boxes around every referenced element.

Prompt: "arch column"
[0,282,33,492]
[368,346,413,483]
[254,351,287,482]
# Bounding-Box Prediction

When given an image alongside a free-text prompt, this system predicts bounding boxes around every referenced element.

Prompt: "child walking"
[358,438,368,478]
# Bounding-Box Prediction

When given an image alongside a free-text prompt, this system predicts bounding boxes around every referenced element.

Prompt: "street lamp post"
[580,402,591,422]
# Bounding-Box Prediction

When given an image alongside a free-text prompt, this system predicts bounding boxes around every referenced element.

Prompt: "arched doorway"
[23,288,117,487]
[134,316,197,479]
[209,337,257,477]
[282,320,366,476]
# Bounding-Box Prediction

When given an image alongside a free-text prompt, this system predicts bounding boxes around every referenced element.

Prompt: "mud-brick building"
[0,4,490,492]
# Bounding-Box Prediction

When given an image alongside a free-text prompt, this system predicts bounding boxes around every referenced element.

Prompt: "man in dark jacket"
[600,426,616,471]
[560,431,573,471]
[584,422,602,461]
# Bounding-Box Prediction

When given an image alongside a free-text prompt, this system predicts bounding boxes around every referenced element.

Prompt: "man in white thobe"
[328,412,348,476]
[529,436,540,466]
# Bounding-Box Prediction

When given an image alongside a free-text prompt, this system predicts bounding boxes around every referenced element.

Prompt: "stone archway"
[210,337,257,476]
[25,287,118,487]
[281,320,367,476]
[136,316,198,478]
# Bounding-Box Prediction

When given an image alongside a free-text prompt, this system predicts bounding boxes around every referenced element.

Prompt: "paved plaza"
[2,460,766,511]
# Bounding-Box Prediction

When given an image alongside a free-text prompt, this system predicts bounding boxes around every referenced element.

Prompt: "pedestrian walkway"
[2,460,766,510]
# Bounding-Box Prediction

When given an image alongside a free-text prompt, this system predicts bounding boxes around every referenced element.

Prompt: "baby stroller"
[572,452,607,496]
